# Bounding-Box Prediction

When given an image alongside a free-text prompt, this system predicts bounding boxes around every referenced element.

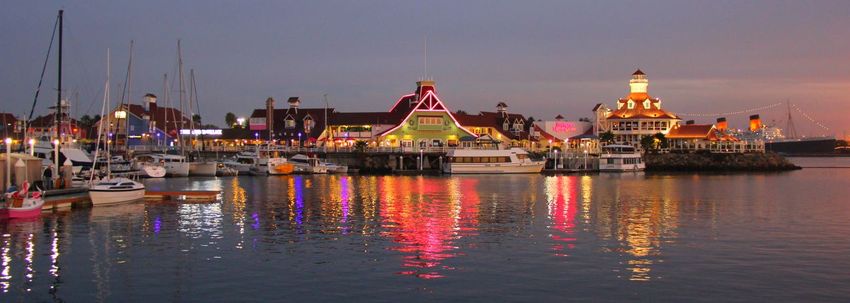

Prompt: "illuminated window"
[285,118,296,129]
[114,111,127,119]
[627,100,635,109]
[643,100,651,109]
[418,116,443,126]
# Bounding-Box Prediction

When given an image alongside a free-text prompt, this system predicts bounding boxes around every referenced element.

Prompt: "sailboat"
[154,73,190,177]
[185,68,216,176]
[88,49,146,205]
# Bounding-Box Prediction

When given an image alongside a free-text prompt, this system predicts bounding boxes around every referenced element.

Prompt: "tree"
[653,132,669,149]
[641,132,668,152]
[579,117,591,122]
[78,115,94,128]
[640,135,656,151]
[354,140,368,152]
[599,131,615,144]
[455,110,468,115]
[225,112,237,128]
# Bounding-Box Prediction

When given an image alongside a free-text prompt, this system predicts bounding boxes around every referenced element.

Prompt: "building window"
[285,118,296,129]
[643,100,651,109]
[503,121,509,130]
[627,100,635,109]
[418,116,443,126]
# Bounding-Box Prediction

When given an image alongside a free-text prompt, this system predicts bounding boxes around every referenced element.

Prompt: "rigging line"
[791,103,830,131]
[676,102,783,117]
[27,15,59,123]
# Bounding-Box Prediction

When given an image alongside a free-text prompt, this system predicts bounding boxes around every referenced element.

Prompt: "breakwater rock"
[645,152,800,171]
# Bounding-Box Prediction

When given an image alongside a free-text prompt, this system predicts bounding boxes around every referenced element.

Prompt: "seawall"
[644,152,800,171]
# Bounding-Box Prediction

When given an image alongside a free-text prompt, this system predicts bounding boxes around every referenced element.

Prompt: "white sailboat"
[88,48,146,206]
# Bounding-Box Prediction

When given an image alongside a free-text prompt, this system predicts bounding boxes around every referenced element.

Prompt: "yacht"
[290,154,329,174]
[189,160,217,176]
[222,151,258,175]
[131,154,167,178]
[148,154,190,177]
[321,161,349,173]
[88,177,146,205]
[443,148,544,174]
[31,140,93,174]
[598,145,645,172]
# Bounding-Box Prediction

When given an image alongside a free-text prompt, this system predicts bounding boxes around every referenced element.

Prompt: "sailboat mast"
[177,40,186,156]
[125,40,134,152]
[56,10,63,145]
[188,69,195,152]
[106,48,112,177]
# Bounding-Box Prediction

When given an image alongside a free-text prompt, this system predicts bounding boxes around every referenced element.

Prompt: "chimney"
[266,97,275,134]
[686,120,695,125]
[749,115,762,132]
[716,117,727,131]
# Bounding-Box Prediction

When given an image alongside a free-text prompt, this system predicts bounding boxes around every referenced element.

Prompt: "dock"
[144,190,221,202]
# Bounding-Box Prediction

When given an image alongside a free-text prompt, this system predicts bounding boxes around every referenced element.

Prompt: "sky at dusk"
[2,0,849,137]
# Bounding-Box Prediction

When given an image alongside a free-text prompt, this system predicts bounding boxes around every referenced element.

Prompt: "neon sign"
[179,129,222,136]
[552,122,577,133]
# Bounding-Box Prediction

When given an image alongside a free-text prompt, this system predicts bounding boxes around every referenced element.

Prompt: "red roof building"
[593,70,682,149]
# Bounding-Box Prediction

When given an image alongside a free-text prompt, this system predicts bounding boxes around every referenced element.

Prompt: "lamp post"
[298,132,302,150]
[419,148,424,171]
[28,138,35,156]
[5,137,11,189]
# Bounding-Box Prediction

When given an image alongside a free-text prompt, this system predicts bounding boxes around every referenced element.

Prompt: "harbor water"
[1,159,850,301]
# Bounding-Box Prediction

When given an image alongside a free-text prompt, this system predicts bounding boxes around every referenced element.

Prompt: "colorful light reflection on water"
[1,171,850,301]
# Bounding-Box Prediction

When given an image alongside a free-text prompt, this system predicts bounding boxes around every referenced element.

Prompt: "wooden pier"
[144,190,221,202]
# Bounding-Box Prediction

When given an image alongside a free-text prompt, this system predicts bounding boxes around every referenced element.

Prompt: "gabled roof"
[125,104,193,132]
[607,95,678,120]
[376,88,476,137]
[454,111,529,140]
[533,124,558,141]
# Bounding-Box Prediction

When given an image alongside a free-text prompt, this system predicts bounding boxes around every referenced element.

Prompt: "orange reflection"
[379,176,480,279]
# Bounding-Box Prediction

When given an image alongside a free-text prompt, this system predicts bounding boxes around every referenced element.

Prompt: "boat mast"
[56,10,63,147]
[124,40,134,152]
[106,49,111,177]
[162,74,169,150]
[177,40,186,156]
[188,69,196,154]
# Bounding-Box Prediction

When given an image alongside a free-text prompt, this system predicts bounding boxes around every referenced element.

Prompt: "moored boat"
[4,182,45,219]
[598,145,645,172]
[443,148,544,174]
[290,154,329,174]
[88,177,145,205]
[189,161,217,176]
[268,158,294,175]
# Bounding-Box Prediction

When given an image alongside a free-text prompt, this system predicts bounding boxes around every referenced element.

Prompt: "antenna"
[424,34,428,79]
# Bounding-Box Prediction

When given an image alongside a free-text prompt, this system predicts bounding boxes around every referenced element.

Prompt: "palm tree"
[225,112,236,128]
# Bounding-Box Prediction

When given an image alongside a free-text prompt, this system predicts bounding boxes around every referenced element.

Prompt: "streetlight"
[419,148,424,171]
[298,132,302,149]
[53,139,60,182]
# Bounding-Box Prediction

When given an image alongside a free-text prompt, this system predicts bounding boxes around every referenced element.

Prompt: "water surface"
[1,166,849,302]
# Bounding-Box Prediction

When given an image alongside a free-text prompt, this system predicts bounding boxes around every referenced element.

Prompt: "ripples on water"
[2,168,850,302]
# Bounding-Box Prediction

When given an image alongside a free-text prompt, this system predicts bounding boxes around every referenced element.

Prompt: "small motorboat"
[88,177,146,206]
[268,158,294,175]
[4,182,45,219]
[216,163,239,176]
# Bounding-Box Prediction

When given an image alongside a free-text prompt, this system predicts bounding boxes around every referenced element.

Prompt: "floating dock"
[144,190,221,202]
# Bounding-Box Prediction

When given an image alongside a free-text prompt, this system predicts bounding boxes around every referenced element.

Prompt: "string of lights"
[676,103,783,117]
[791,103,830,131]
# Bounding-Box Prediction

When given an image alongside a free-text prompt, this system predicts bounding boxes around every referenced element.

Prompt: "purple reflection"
[251,212,260,230]
[340,176,350,225]
[294,176,304,225]
[154,216,162,234]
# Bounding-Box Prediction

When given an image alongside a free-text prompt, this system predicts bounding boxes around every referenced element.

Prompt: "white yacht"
[598,145,645,172]
[148,154,190,177]
[131,154,167,178]
[32,140,93,174]
[443,148,544,174]
[88,177,146,205]
[321,161,349,173]
[290,154,329,174]
[222,151,258,175]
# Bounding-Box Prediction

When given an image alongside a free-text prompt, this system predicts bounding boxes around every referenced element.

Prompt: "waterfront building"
[105,93,193,149]
[453,102,533,149]
[372,80,476,150]
[249,97,331,147]
[533,115,600,153]
[666,122,764,153]
[593,70,681,149]
[0,113,21,140]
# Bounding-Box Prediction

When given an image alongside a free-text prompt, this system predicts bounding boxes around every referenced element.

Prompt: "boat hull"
[189,162,217,176]
[89,188,146,205]
[766,138,837,155]
[141,165,167,178]
[165,162,190,177]
[443,162,544,174]
[6,198,45,219]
